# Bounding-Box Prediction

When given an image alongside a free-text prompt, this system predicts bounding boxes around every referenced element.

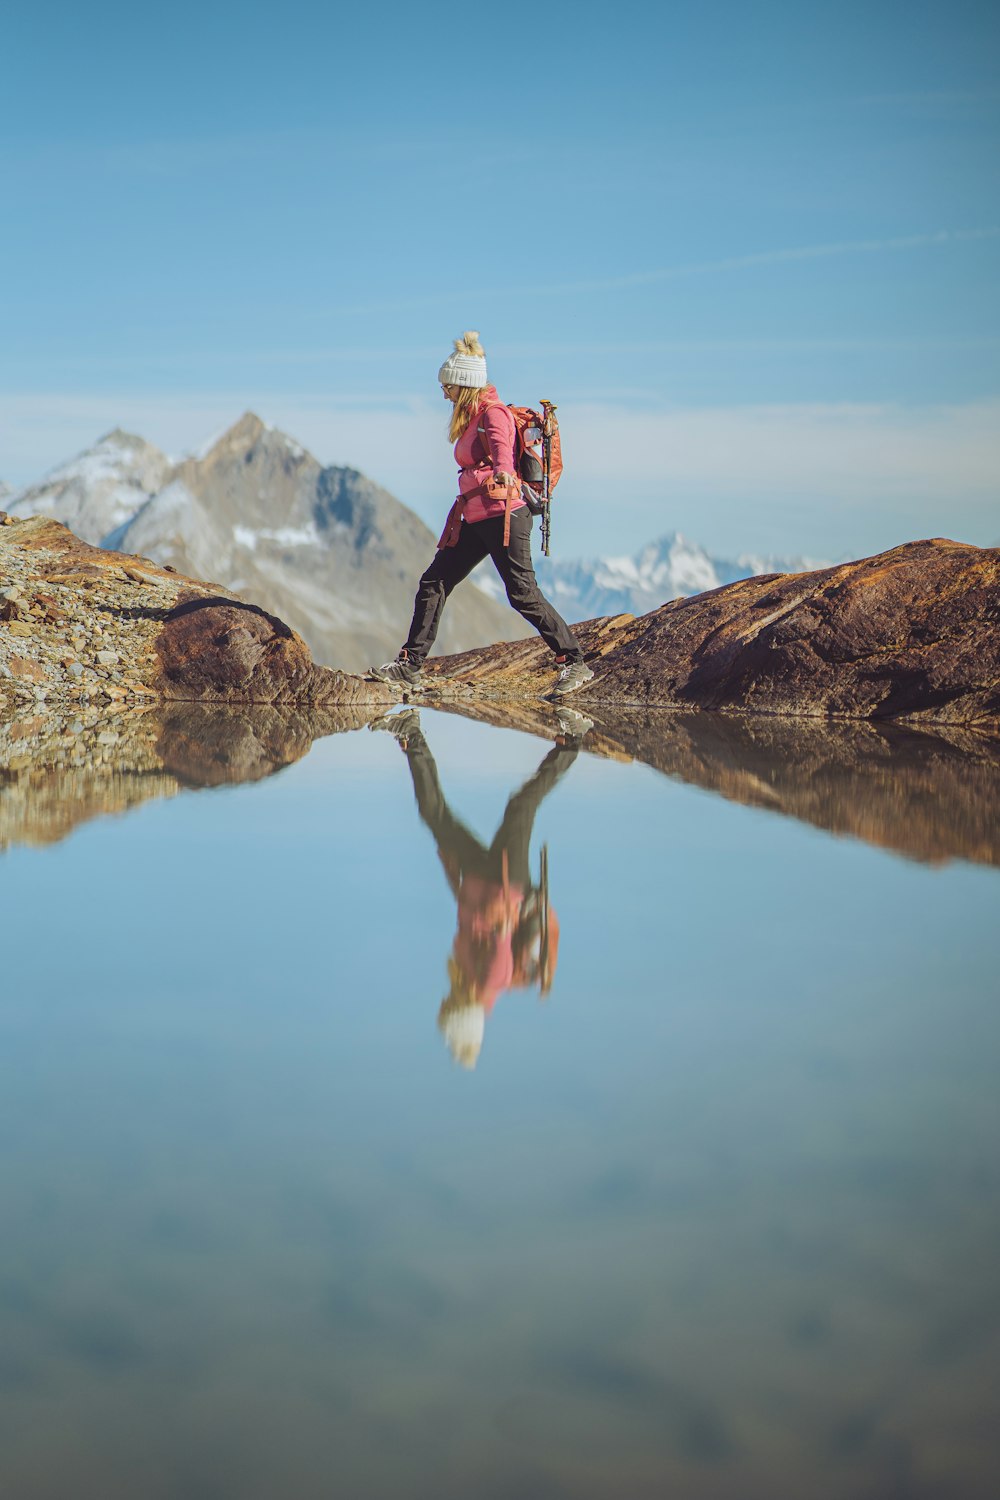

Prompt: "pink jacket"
[453,387,525,526]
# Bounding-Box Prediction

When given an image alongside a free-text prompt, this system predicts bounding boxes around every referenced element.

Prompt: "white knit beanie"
[438,332,488,389]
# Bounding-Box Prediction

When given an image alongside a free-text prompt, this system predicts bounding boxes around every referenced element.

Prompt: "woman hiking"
[368,332,593,697]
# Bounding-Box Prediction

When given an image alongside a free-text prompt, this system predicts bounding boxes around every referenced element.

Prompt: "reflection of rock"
[4,691,999,867]
[1,708,182,850]
[433,701,1000,869]
[583,708,1000,868]
[0,701,386,851]
[427,539,1000,731]
[154,701,382,787]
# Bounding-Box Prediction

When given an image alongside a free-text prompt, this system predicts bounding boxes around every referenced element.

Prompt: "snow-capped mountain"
[8,430,173,546]
[7,416,525,672]
[474,531,829,619]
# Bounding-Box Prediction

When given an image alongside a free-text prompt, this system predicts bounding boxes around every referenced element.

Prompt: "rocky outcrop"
[0,514,393,712]
[425,539,1000,731]
[4,518,998,733]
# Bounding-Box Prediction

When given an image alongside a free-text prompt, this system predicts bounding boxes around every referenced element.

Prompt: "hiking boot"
[554,705,594,740]
[367,652,423,690]
[551,658,594,698]
[369,708,423,748]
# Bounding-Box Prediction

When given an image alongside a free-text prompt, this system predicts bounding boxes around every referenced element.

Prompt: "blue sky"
[3,0,998,558]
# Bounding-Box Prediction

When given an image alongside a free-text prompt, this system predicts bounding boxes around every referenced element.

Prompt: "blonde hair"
[438,965,486,1069]
[445,331,488,442]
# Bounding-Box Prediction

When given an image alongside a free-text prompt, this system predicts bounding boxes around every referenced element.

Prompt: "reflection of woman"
[368,332,593,699]
[372,710,579,1068]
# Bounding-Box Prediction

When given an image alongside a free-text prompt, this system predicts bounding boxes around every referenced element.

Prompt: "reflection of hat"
[439,1002,486,1070]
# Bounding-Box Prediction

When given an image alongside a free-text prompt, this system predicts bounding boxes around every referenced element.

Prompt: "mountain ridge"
[476,529,832,619]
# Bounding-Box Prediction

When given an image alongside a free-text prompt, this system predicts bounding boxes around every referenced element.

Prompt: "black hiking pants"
[403,507,582,666]
[403,730,579,893]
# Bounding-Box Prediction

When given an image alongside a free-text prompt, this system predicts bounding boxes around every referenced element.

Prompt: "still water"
[1,704,998,1499]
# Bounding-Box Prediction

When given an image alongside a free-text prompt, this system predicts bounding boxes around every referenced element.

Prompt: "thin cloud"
[317,227,1000,317]
[579,228,1000,293]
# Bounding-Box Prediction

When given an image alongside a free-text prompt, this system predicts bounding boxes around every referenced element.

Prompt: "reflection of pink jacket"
[454,386,525,526]
[454,872,525,1012]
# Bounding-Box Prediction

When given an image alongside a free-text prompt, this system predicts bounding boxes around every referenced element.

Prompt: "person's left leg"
[488,508,584,660]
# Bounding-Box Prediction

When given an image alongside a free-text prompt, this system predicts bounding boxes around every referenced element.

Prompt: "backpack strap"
[475,405,508,466]
[476,400,519,545]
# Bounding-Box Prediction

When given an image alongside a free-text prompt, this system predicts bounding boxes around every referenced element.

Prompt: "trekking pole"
[540,399,556,557]
[539,844,552,994]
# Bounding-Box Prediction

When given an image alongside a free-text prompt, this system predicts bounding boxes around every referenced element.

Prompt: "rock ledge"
[426,538,1000,730]
[0,515,392,713]
[2,517,997,731]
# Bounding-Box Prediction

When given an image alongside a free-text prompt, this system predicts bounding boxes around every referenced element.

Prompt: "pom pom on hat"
[438,330,488,389]
[440,1003,486,1069]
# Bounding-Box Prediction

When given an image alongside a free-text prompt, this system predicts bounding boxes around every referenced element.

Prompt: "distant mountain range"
[475,531,830,619]
[4,415,523,672]
[4,416,828,666]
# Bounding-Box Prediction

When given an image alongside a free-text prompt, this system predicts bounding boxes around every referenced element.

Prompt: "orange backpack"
[507,400,562,555]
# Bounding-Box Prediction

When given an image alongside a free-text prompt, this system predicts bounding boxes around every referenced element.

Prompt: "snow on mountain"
[7,430,172,545]
[474,530,830,619]
[109,479,234,586]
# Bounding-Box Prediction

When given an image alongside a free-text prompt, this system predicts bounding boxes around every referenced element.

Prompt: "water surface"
[1,704,998,1499]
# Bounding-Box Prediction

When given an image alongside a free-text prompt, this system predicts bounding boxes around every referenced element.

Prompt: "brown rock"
[122,562,174,585]
[2,515,393,711]
[426,540,1000,730]
[5,514,995,729]
[152,591,391,707]
[8,655,46,682]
